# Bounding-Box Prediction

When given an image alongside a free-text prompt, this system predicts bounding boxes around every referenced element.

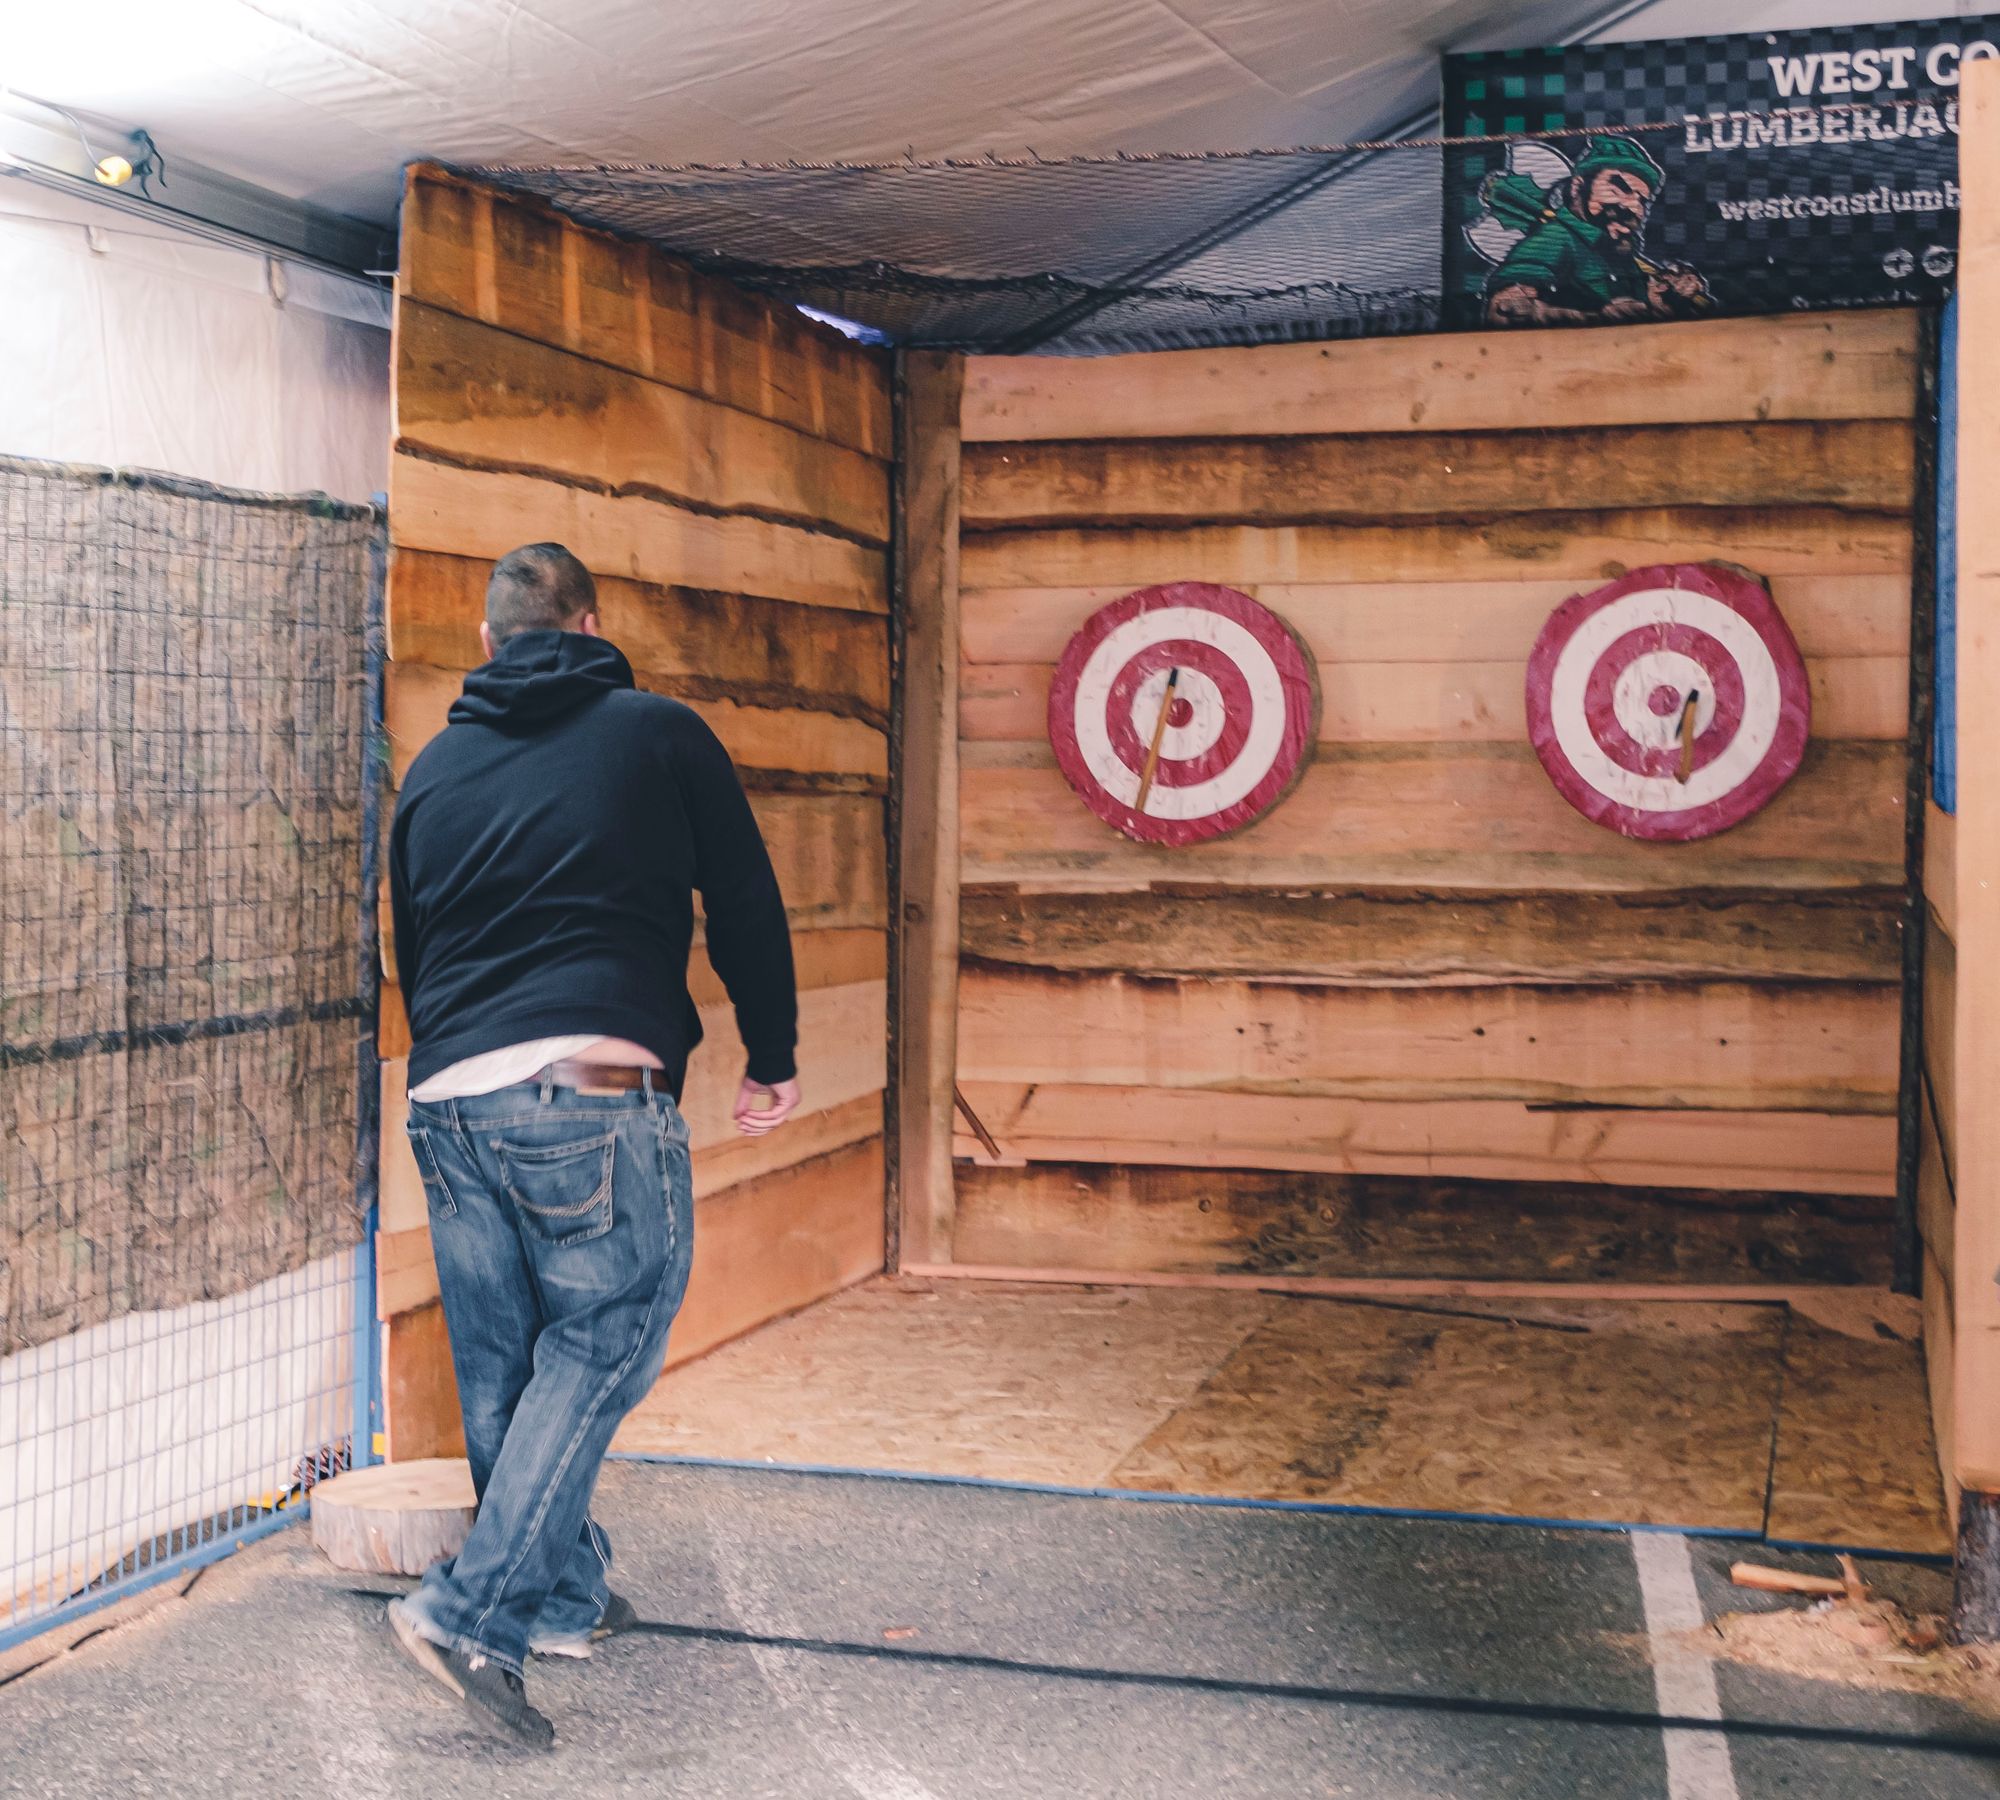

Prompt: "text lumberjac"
[1682,98,1960,155]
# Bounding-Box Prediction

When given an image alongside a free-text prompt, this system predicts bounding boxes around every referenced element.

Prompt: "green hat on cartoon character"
[1570,134,1666,192]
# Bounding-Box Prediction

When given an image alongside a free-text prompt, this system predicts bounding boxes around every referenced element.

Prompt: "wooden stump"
[1951,1490,2000,1644]
[311,1458,476,1575]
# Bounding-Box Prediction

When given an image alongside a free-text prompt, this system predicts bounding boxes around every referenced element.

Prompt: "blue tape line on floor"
[608,1451,1764,1536]
[609,1452,1953,1565]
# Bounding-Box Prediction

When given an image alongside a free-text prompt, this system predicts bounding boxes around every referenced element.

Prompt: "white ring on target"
[1549,588,1780,814]
[1074,607,1286,820]
[1612,652,1715,745]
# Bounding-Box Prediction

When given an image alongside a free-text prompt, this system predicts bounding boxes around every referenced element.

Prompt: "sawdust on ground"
[1687,1594,2000,1719]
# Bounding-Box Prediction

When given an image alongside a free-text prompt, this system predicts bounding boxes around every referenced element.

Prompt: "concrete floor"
[0,1462,1994,1799]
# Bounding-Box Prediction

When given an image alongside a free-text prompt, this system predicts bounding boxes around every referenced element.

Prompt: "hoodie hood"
[449,629,635,730]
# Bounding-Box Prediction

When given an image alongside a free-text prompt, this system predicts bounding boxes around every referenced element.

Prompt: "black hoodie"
[388,630,797,1095]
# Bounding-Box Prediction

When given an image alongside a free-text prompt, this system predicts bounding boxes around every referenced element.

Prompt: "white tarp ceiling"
[3,0,1944,227]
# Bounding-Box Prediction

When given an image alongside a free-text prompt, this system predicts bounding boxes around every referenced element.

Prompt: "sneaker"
[593,1589,641,1645]
[388,1596,555,1751]
[530,1589,640,1660]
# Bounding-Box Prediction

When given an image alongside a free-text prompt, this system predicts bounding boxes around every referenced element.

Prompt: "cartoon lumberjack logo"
[1466,134,1715,327]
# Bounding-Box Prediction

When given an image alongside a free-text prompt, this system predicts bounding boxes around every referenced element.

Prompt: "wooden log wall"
[940,310,1920,1277]
[376,166,891,1456]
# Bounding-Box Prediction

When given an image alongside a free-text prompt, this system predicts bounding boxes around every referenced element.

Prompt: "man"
[384,542,801,1748]
[1482,135,1711,327]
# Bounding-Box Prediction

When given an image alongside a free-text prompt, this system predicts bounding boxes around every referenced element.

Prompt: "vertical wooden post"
[1953,56,2000,1641]
[1894,309,1942,1297]
[889,351,965,1268]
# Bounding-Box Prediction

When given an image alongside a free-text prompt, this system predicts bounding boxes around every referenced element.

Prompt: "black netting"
[476,140,1445,355]
[473,86,1969,355]
[0,460,380,1351]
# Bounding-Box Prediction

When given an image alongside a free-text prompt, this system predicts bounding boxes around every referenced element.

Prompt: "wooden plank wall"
[376,166,892,1455]
[946,311,1919,1275]
[1955,57,2000,1509]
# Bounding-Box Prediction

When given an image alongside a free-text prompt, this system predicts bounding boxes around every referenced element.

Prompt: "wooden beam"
[384,657,887,789]
[962,741,1907,894]
[961,506,1909,592]
[902,1261,1902,1310]
[682,979,890,1154]
[735,793,887,932]
[687,926,887,1008]
[952,1081,1897,1196]
[658,1135,886,1372]
[961,310,1917,441]
[399,165,892,458]
[1926,1242,1960,1540]
[396,299,891,544]
[1956,57,2000,1511]
[376,1223,440,1319]
[957,964,1899,1112]
[387,549,890,724]
[960,887,1904,987]
[1928,797,1959,939]
[961,420,1914,528]
[1920,1085,1957,1288]
[382,1302,463,1462]
[950,1160,1893,1288]
[962,654,1908,745]
[962,574,1911,667]
[891,350,965,1269]
[687,1091,883,1201]
[389,452,887,616]
[1925,911,1958,1162]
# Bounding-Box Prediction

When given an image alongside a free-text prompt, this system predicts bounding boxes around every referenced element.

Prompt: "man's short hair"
[485,543,597,648]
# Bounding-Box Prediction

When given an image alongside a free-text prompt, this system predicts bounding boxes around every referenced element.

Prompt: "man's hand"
[732,1076,801,1137]
[1647,263,1710,317]
[1599,295,1653,322]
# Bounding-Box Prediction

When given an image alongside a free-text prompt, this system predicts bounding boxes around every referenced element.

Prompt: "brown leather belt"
[540,1059,657,1093]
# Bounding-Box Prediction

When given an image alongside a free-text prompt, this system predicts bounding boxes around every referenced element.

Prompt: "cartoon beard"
[1585,195,1649,255]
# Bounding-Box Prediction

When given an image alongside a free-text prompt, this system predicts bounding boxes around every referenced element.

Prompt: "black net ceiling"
[473,137,1447,355]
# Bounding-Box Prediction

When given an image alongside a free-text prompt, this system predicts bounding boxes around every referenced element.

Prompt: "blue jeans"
[396,1075,694,1674]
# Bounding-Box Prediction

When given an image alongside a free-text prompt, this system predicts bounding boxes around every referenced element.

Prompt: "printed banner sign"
[1442,16,1998,329]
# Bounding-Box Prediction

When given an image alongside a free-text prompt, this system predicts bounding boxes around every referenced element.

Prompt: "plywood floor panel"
[616,1278,1273,1483]
[1109,1299,1782,1530]
[1765,1315,1954,1554]
[621,1275,1949,1550]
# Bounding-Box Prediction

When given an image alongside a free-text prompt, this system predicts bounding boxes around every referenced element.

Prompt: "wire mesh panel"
[0,458,379,1647]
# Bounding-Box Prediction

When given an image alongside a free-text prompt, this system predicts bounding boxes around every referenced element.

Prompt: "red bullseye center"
[1104,641,1252,786]
[1583,623,1745,779]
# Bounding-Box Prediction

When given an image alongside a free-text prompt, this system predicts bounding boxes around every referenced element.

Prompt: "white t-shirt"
[409,1036,609,1102]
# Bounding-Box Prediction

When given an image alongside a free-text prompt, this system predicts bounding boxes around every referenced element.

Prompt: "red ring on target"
[1583,624,1745,779]
[1525,562,1810,842]
[1104,641,1253,785]
[1048,583,1319,846]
